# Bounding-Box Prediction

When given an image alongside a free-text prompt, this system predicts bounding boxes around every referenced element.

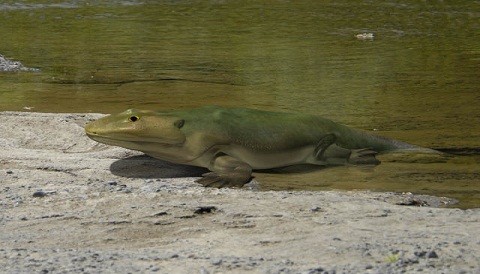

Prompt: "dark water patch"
[48,77,240,86]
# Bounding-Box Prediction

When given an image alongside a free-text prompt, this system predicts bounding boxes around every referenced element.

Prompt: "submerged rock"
[355,33,374,40]
[0,54,39,72]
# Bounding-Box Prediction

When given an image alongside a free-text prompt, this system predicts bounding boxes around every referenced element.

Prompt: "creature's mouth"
[85,132,182,147]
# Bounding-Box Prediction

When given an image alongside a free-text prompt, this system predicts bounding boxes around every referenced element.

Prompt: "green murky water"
[0,1,479,208]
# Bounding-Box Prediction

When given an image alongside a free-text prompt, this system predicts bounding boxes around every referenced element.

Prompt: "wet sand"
[1,111,479,273]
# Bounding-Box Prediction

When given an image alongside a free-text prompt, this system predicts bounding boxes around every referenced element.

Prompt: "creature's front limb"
[195,155,252,188]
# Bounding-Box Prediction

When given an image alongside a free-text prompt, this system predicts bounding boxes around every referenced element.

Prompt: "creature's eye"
[129,116,139,122]
[174,119,185,129]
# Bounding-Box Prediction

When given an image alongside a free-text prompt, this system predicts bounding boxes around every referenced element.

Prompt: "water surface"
[0,1,479,208]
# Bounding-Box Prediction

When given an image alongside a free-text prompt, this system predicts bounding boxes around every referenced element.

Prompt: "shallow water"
[0,1,479,208]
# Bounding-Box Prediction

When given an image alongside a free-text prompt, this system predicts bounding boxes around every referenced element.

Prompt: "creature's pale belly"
[220,145,316,169]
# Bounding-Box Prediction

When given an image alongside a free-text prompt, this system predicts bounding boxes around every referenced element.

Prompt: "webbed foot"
[348,148,380,165]
[195,155,252,188]
[196,171,252,188]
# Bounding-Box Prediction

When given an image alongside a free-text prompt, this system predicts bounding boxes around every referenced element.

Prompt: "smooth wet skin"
[85,106,437,188]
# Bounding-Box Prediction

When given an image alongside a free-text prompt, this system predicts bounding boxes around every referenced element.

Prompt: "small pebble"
[307,267,325,273]
[211,258,222,265]
[414,251,427,258]
[32,191,47,198]
[107,181,117,186]
[32,190,56,198]
[6,170,13,174]
[200,267,210,274]
[194,206,217,214]
[427,251,439,259]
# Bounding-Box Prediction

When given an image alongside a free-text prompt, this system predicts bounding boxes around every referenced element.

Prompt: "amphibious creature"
[85,106,434,188]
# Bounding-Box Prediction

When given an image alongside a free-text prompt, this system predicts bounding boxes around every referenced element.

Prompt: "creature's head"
[85,109,186,150]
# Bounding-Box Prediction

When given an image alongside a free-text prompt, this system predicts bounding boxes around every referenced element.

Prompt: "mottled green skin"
[164,106,419,152]
[85,106,430,187]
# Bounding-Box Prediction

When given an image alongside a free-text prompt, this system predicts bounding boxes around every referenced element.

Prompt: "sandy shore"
[1,111,479,273]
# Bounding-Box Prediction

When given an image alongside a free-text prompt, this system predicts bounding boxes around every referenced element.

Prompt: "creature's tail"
[335,126,439,154]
